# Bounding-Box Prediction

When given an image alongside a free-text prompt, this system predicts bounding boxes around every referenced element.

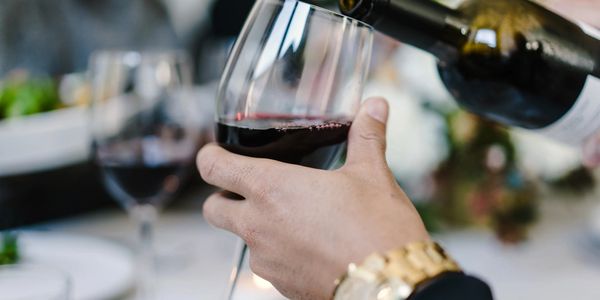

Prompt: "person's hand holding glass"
[210,0,373,298]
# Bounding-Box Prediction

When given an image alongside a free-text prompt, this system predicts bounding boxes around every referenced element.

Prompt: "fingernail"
[366,98,388,124]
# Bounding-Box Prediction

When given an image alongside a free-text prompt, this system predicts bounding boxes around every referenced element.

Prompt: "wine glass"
[89,50,201,299]
[215,0,373,298]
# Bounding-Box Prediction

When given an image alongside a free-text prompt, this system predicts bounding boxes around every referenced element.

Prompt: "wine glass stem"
[225,240,247,300]
[132,204,158,300]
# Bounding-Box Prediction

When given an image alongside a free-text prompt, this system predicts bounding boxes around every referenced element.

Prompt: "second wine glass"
[90,50,202,299]
[215,0,373,298]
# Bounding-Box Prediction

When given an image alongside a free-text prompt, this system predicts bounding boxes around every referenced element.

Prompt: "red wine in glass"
[94,137,195,207]
[217,114,351,169]
[216,114,353,296]
[100,162,186,205]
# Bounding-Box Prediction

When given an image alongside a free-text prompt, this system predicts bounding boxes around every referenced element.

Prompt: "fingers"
[202,191,246,234]
[345,97,390,168]
[197,144,277,197]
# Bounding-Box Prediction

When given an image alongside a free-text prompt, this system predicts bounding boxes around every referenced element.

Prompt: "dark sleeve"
[410,272,494,300]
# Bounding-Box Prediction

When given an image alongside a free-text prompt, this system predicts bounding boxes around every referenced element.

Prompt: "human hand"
[197,98,430,299]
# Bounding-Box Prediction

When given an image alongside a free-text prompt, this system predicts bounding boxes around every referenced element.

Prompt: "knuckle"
[238,222,260,248]
[359,131,386,148]
[230,164,256,190]
[253,182,275,203]
[197,147,220,180]
[248,168,278,201]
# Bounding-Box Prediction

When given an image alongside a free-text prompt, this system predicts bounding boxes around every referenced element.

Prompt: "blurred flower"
[486,144,508,172]
[511,128,582,181]
[449,111,478,147]
[392,46,457,113]
[364,45,450,196]
[363,80,449,194]
[364,38,593,243]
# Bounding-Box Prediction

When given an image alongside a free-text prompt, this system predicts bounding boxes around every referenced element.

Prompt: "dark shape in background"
[0,0,178,76]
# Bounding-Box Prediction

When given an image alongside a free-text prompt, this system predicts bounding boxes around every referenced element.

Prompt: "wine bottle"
[339,0,600,144]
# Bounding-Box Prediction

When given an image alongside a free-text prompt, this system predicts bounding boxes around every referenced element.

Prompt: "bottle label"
[535,75,600,145]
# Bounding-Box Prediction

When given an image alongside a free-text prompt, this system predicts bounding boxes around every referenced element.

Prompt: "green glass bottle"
[340,0,600,144]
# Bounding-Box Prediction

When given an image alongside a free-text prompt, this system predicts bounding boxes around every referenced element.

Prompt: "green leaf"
[0,76,61,120]
[0,232,19,265]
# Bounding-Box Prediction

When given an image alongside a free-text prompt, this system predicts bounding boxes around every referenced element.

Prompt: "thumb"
[345,97,389,167]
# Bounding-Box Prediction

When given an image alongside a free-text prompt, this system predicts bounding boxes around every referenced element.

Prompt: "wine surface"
[217,115,351,169]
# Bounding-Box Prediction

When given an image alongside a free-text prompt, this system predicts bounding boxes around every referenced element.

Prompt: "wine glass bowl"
[90,51,199,209]
[216,0,373,169]
[89,50,200,299]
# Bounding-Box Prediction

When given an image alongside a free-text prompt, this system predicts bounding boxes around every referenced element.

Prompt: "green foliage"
[0,77,61,120]
[0,232,19,265]
[405,103,592,243]
[424,111,540,243]
[414,202,442,233]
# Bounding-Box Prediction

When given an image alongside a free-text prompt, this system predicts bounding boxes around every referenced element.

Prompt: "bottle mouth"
[339,0,372,19]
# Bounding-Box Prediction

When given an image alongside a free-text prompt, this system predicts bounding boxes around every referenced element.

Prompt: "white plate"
[0,107,90,177]
[0,84,216,177]
[18,232,134,300]
[0,264,70,300]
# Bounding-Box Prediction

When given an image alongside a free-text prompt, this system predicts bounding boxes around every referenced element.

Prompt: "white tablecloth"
[35,186,600,300]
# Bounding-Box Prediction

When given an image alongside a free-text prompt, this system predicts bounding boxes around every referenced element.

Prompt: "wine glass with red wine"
[90,50,201,299]
[215,0,373,298]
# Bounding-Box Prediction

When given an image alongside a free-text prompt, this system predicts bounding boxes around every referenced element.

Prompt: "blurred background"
[1,0,600,299]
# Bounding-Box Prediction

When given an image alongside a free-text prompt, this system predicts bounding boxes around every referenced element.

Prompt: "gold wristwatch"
[333,241,462,300]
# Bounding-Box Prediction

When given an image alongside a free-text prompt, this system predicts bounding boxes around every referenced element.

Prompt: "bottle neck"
[341,0,469,56]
